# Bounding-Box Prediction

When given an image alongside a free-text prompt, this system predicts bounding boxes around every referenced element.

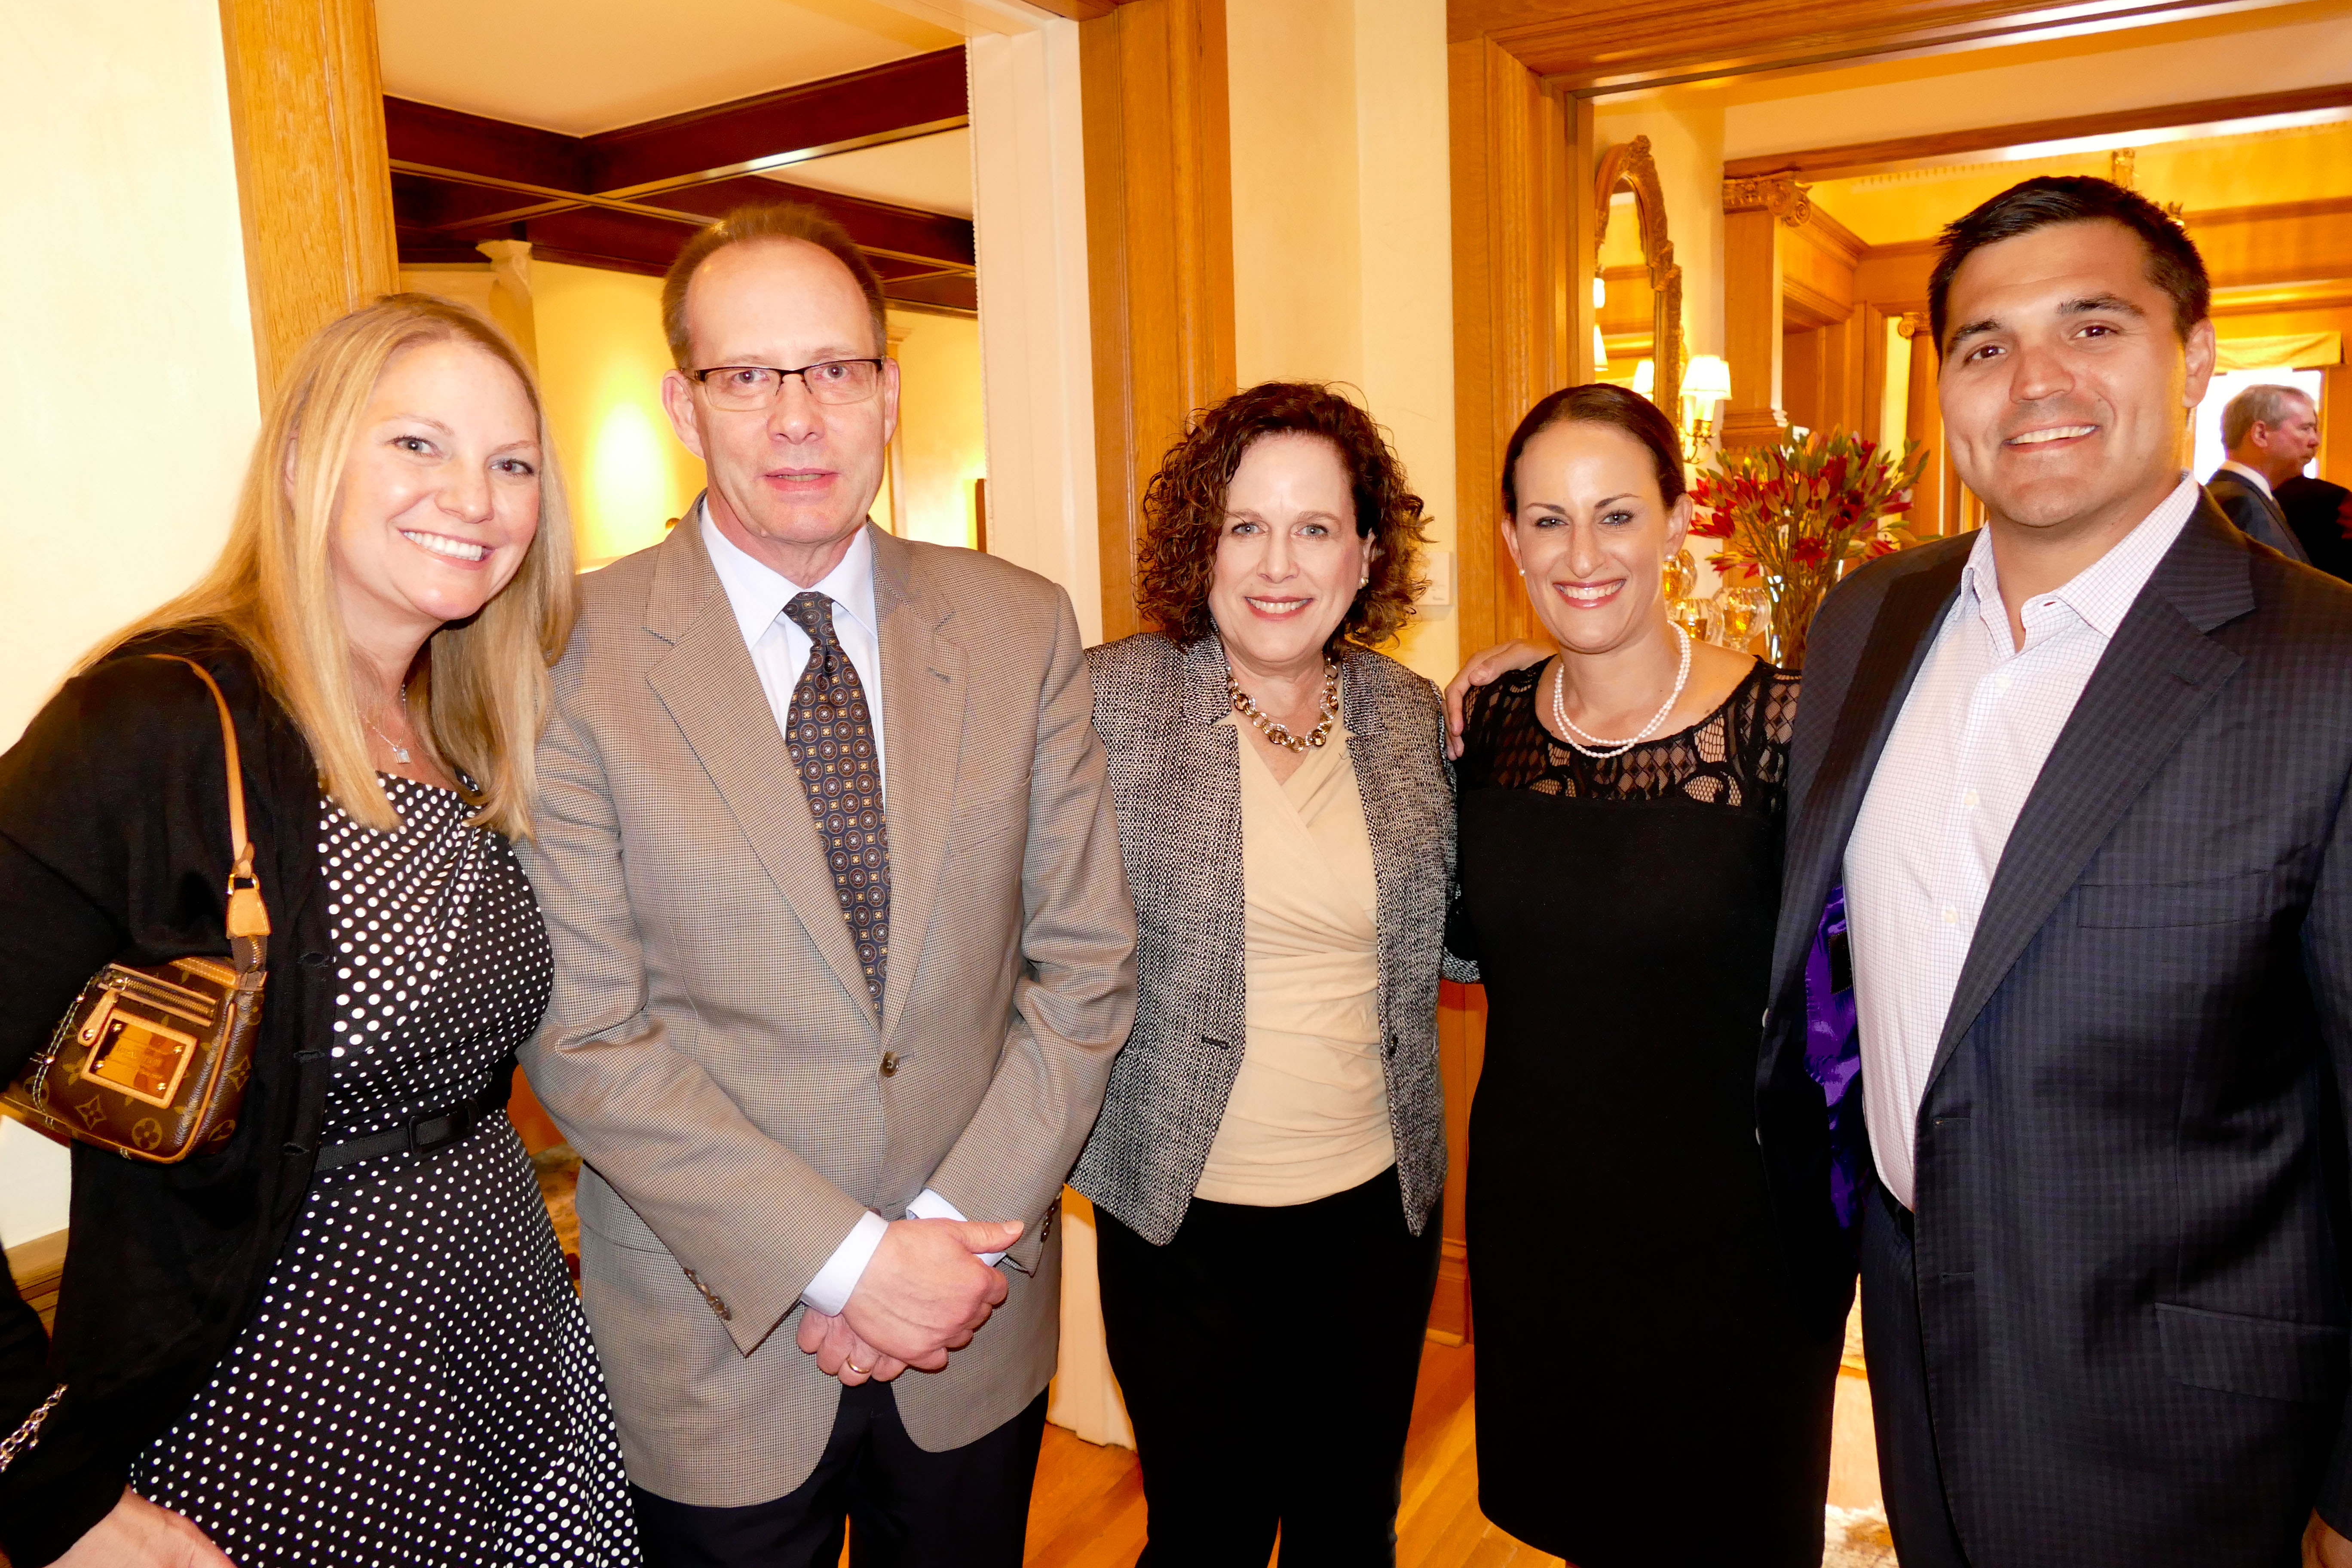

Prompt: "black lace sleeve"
[1453,664,1544,792]
[1467,658,1791,813]
[1749,670,1801,799]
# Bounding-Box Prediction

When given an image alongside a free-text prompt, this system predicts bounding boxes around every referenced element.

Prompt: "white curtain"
[2214,331,2341,372]
[1047,1187,1135,1448]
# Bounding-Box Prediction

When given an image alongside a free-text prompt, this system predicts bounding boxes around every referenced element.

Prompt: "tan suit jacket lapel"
[641,519,880,1028]
[871,526,963,1044]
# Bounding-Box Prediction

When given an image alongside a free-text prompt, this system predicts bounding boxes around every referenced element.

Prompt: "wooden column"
[1720,176,1812,450]
[1859,304,1892,444]
[1081,0,1237,643]
[2324,362,2352,486]
[1435,35,1574,1346]
[216,0,399,395]
[1567,97,1599,389]
[1448,36,1569,658]
[1899,312,1949,533]
[1428,980,1485,1344]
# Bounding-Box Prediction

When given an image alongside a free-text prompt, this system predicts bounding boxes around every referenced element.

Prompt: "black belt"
[315,1082,506,1170]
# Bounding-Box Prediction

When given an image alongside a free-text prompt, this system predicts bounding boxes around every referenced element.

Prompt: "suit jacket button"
[880,1051,900,1078]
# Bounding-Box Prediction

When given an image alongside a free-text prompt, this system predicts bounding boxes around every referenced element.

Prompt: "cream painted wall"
[1227,0,1458,683]
[888,309,988,551]
[1230,0,1365,389]
[530,262,705,567]
[0,0,260,1245]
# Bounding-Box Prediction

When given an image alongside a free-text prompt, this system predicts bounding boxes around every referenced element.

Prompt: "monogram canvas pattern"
[784,591,890,1008]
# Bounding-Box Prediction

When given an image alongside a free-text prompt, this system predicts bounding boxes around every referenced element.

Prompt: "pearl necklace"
[1550,625,1693,759]
[1228,661,1340,753]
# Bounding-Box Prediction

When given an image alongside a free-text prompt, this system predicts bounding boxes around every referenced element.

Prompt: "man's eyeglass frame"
[687,359,888,408]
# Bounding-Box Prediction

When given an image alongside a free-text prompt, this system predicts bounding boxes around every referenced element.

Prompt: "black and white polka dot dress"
[133,776,639,1566]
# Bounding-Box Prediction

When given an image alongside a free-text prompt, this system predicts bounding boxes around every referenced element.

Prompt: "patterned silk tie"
[782,592,889,1009]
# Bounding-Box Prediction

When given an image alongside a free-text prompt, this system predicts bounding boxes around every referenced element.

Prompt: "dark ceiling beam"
[383,97,587,191]
[1010,0,1133,17]
[586,49,968,195]
[383,47,975,305]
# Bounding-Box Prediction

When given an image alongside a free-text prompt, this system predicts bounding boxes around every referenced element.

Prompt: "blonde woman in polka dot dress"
[0,298,636,1566]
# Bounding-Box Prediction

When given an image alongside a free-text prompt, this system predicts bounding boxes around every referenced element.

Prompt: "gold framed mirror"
[1592,136,1684,420]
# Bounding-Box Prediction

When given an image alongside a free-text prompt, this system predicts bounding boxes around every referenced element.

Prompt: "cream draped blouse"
[1191,706,1396,1206]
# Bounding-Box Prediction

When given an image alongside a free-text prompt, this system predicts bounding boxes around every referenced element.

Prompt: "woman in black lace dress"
[1447,386,1838,1566]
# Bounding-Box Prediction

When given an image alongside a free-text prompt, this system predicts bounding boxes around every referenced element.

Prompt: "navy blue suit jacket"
[1758,499,2352,1564]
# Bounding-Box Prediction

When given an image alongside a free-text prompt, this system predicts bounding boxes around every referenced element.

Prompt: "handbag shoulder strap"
[146,654,272,946]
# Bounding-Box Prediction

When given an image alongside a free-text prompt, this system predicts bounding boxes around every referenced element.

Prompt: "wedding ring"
[847,1359,870,1376]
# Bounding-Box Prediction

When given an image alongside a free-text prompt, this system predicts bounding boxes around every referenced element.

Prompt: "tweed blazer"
[1071,632,1452,1245]
[517,519,1136,1508]
[1757,499,2352,1564]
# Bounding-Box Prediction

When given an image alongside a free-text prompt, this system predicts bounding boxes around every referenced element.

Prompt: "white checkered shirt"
[1844,475,2198,1207]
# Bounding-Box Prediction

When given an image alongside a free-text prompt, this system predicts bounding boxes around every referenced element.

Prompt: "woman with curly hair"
[1070,382,1453,1565]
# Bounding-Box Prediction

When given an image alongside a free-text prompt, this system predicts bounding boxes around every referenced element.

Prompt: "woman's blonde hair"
[92,294,577,837]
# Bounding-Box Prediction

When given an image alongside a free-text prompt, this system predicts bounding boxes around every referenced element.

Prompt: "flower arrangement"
[1688,427,1926,668]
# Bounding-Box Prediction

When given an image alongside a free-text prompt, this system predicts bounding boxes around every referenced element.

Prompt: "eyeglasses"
[689,359,885,410]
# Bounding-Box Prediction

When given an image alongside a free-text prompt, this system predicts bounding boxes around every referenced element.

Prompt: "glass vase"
[1763,575,1823,669]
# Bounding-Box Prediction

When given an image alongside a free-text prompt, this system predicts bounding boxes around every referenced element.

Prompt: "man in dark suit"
[2279,474,2352,582]
[1757,175,2352,1568]
[2206,382,2317,562]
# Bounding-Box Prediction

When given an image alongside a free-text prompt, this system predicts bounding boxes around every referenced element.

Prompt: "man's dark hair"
[1927,176,2209,357]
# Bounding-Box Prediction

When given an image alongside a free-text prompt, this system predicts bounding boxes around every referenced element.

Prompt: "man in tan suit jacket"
[518,203,1136,1568]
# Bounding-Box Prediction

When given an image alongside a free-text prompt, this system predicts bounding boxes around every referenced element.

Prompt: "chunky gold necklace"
[1228,661,1340,753]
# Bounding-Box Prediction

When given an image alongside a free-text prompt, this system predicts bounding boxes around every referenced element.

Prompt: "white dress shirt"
[2217,457,2274,498]
[701,506,887,795]
[1843,476,2198,1209]
[699,506,993,1316]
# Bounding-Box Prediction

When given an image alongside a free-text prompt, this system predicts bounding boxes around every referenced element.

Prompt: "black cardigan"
[0,633,339,1565]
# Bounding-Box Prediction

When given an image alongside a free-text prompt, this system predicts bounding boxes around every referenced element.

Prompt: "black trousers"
[1096,1165,1442,1568]
[1859,1176,1972,1568]
[630,1382,1048,1568]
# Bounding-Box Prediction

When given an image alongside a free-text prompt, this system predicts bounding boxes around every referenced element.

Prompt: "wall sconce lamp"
[1680,354,1732,459]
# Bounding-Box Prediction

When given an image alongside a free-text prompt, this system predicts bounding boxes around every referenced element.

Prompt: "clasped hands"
[796,1215,1022,1387]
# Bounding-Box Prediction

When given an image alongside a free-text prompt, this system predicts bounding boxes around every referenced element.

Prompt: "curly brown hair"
[1134,382,1430,650]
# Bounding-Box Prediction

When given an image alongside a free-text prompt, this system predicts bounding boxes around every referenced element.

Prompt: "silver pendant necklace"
[367,684,413,766]
[1551,625,1693,760]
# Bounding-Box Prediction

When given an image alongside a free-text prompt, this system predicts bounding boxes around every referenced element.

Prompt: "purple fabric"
[1803,883,1865,1233]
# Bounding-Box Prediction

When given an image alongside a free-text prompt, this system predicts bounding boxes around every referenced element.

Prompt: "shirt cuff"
[800,1210,888,1317]
[905,1186,1006,1266]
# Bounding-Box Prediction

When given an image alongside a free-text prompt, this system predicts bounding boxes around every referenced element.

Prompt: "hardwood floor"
[1020,1339,1562,1568]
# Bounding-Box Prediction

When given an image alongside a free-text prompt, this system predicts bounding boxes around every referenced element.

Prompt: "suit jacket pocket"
[2158,1301,2348,1403]
[950,784,1028,851]
[2075,867,2275,928]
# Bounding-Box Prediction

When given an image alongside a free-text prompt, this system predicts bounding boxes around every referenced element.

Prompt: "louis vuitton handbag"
[0,655,270,1164]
